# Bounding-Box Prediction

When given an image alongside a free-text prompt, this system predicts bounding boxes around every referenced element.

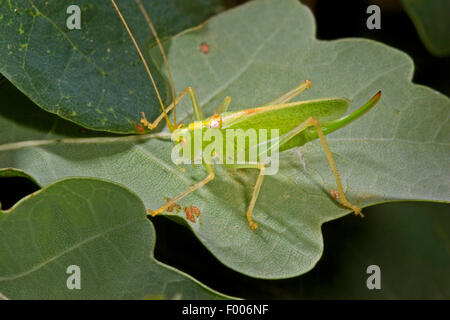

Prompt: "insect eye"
[209,119,221,128]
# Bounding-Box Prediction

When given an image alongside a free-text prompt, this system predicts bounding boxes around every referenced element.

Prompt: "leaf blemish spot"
[199,42,210,54]
[330,189,339,200]
[191,206,200,217]
[184,206,196,223]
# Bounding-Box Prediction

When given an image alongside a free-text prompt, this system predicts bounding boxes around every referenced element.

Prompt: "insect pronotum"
[110,0,381,230]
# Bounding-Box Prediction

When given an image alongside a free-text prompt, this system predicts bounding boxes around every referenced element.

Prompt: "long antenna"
[110,0,174,131]
[136,0,178,128]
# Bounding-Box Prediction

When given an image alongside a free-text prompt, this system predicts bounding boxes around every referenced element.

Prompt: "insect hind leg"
[306,117,363,216]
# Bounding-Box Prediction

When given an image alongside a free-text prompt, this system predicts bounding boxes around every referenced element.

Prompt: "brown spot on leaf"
[330,189,339,200]
[167,203,175,213]
[190,206,200,217]
[199,42,210,54]
[184,206,196,223]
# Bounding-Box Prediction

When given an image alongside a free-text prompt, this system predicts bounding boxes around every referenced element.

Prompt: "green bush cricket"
[111,0,381,230]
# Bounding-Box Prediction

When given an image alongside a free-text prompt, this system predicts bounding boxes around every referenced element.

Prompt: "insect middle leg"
[246,163,266,230]
[148,162,215,217]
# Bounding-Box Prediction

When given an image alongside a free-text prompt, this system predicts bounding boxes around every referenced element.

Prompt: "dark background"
[1,0,449,299]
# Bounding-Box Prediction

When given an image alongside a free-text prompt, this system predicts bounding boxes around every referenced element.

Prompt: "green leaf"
[0,177,231,299]
[0,167,37,181]
[402,0,450,57]
[0,0,220,133]
[0,0,449,279]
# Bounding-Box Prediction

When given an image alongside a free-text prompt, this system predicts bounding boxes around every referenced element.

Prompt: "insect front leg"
[141,86,204,130]
[148,162,215,217]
